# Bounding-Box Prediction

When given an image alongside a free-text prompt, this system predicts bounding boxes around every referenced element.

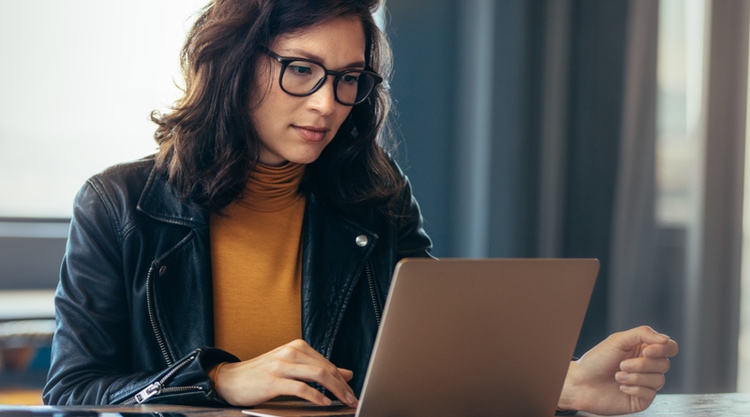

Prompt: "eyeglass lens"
[282,61,376,105]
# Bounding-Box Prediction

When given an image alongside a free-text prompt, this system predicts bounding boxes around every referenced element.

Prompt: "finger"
[269,341,358,406]
[338,368,354,382]
[616,371,666,391]
[608,326,671,351]
[274,378,337,406]
[273,341,354,385]
[642,339,679,358]
[278,342,358,384]
[620,357,671,374]
[279,363,358,407]
[619,384,658,410]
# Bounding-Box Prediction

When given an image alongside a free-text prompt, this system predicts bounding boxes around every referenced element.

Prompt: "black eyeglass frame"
[262,48,383,106]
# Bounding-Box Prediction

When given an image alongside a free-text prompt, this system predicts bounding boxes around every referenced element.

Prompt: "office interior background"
[0,0,749,399]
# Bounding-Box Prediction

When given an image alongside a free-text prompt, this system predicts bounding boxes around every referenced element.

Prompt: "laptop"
[244,258,599,417]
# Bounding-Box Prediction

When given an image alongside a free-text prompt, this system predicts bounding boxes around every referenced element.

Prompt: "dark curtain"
[387,0,628,361]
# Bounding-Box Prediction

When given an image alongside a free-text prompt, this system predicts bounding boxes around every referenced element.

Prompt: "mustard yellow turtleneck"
[210,162,306,361]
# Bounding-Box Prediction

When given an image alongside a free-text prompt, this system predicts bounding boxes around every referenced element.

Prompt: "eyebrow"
[278,48,366,69]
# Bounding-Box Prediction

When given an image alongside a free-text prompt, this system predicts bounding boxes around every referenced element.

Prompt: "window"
[655,0,704,228]
[658,0,750,392]
[0,1,206,218]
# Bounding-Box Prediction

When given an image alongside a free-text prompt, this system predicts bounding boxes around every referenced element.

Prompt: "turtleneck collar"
[237,162,306,212]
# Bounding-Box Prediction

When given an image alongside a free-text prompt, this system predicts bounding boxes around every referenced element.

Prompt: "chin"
[283,155,320,165]
[287,149,327,165]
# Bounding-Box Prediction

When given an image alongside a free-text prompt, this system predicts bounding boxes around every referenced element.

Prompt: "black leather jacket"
[43,156,432,406]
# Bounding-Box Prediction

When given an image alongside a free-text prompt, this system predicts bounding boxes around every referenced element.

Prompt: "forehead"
[271,17,366,66]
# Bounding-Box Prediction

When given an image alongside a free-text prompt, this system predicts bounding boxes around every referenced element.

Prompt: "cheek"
[250,85,289,130]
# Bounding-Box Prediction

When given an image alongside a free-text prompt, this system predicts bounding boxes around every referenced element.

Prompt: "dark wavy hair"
[151,0,402,216]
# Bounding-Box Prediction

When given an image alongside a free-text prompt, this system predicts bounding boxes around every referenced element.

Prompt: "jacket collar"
[137,164,209,228]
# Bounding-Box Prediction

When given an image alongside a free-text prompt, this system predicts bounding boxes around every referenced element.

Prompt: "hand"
[212,339,358,408]
[557,325,679,415]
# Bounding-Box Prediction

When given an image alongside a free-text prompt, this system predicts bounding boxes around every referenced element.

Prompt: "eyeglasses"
[262,48,383,106]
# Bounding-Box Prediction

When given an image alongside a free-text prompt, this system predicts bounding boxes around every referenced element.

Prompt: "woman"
[43,0,678,415]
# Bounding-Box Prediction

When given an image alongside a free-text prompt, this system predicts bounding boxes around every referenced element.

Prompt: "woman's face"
[250,17,366,166]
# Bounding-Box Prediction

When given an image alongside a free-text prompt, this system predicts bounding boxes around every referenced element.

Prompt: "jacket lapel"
[301,194,378,359]
[137,166,215,362]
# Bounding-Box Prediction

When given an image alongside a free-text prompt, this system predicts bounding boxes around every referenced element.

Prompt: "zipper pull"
[134,381,162,403]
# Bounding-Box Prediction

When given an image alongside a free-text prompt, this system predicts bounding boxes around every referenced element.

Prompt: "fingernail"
[654,332,670,341]
[616,371,628,383]
[322,397,332,406]
[347,393,358,407]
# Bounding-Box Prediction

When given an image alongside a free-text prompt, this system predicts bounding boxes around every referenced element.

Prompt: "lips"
[293,125,328,142]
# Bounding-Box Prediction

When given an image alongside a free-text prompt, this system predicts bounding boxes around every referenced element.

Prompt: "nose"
[307,75,337,115]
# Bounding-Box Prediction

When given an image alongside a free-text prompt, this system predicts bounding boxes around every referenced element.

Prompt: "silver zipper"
[365,262,381,326]
[146,262,172,367]
[133,381,161,403]
[124,353,201,404]
[122,265,201,405]
[133,384,204,404]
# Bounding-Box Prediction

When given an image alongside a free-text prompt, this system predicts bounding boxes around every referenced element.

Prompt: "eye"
[340,72,360,85]
[287,63,315,76]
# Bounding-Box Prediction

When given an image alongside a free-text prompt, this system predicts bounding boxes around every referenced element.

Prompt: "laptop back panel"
[356,258,599,417]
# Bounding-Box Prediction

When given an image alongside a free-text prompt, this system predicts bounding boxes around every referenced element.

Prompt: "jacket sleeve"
[395,175,434,260]
[42,177,238,406]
